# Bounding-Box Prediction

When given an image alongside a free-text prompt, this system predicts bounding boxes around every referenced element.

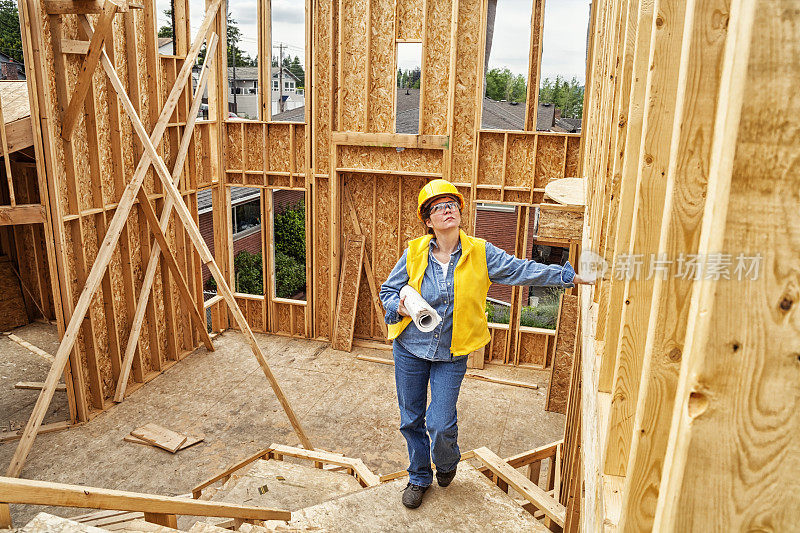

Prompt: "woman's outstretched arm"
[485,241,576,287]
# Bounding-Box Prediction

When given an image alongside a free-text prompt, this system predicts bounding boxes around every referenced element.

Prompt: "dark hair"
[420,195,461,235]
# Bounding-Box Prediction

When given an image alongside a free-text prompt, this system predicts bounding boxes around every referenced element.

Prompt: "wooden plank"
[14,381,67,391]
[4,0,223,478]
[59,38,90,54]
[114,36,218,402]
[4,117,34,153]
[124,434,203,450]
[44,0,138,14]
[0,477,290,521]
[59,0,116,139]
[463,372,538,390]
[330,131,449,150]
[524,0,546,131]
[0,420,73,443]
[655,0,800,529]
[130,423,187,453]
[332,234,365,352]
[0,204,45,225]
[473,447,566,528]
[6,333,54,361]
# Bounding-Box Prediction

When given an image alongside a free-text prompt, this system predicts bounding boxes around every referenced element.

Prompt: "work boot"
[436,467,457,487]
[402,482,429,509]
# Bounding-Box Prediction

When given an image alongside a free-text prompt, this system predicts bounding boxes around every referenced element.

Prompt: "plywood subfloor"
[288,463,549,532]
[1,329,565,526]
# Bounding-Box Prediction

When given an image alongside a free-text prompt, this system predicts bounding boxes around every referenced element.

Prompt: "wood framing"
[573,0,800,529]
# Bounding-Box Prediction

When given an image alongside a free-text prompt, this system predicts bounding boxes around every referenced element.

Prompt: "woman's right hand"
[398,296,409,317]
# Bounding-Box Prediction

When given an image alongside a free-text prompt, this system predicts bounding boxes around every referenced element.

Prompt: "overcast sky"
[159,0,590,83]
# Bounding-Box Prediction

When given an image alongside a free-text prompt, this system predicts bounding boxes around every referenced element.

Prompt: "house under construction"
[0,0,797,530]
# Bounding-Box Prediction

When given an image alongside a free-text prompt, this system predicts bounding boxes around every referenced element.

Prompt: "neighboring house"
[0,53,25,80]
[158,37,174,55]
[197,187,304,288]
[225,66,304,119]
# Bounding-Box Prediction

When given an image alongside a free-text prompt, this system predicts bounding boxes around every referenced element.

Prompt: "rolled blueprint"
[400,285,442,333]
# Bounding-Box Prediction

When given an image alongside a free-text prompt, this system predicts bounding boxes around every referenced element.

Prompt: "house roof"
[197,186,261,214]
[271,106,306,121]
[158,37,173,49]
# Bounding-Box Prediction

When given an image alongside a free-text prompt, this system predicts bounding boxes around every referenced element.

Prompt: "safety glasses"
[429,200,460,215]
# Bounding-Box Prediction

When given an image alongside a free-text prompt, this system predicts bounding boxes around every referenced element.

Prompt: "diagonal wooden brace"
[60,0,116,139]
[92,35,314,452]
[5,0,223,478]
[114,34,219,403]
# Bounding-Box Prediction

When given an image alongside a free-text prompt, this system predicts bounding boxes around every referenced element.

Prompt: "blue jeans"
[394,345,468,487]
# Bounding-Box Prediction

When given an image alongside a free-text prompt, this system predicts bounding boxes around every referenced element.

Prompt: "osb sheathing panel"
[268,123,292,173]
[294,124,306,170]
[488,328,507,361]
[373,174,401,284]
[449,0,481,183]
[534,134,567,189]
[396,0,423,40]
[346,175,375,338]
[518,330,549,367]
[506,134,537,189]
[420,0,452,135]
[276,301,292,335]
[245,122,264,172]
[368,0,395,132]
[338,0,368,132]
[477,133,504,186]
[338,145,442,173]
[565,136,581,178]
[547,294,578,414]
[538,207,584,241]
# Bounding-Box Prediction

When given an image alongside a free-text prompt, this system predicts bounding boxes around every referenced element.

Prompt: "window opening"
[396,42,422,134]
[231,187,264,295]
[271,2,306,121]
[227,1,259,120]
[156,0,176,55]
[481,0,531,130]
[272,189,306,301]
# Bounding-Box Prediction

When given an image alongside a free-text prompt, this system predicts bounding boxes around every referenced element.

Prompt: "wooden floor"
[1,327,565,525]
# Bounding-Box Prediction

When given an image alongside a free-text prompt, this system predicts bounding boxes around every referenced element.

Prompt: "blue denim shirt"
[379,237,575,362]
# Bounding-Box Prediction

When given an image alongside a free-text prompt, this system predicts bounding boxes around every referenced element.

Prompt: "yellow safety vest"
[387,230,492,356]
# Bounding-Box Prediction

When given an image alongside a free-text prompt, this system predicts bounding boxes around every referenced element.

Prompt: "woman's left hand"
[572,273,596,285]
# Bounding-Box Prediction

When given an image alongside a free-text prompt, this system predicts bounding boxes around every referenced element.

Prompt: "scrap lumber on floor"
[129,424,189,454]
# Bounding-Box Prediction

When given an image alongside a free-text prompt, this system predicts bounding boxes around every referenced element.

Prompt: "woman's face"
[425,195,461,233]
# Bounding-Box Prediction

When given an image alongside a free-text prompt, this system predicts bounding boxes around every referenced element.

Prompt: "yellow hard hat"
[417,179,465,220]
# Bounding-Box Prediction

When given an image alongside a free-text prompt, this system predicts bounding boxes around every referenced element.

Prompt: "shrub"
[485,301,511,325]
[275,251,306,298]
[234,250,263,295]
[520,288,563,329]
[274,200,305,263]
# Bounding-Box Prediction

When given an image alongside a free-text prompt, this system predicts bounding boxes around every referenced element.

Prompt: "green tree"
[226,11,256,67]
[234,251,263,295]
[288,55,304,88]
[274,200,305,263]
[158,8,173,38]
[0,0,23,63]
[539,76,584,119]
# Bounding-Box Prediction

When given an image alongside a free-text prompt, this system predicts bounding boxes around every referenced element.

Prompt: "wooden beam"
[0,204,45,225]
[14,382,67,391]
[114,34,219,403]
[60,0,116,139]
[4,0,222,478]
[4,118,34,153]
[330,131,449,150]
[473,447,566,528]
[44,0,139,14]
[59,38,89,54]
[0,421,73,443]
[0,477,290,521]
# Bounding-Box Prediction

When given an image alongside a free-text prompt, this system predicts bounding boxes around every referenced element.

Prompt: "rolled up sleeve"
[486,242,575,288]
[379,249,410,324]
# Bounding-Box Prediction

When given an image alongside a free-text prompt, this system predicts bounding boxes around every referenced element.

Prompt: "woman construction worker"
[379,178,592,509]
